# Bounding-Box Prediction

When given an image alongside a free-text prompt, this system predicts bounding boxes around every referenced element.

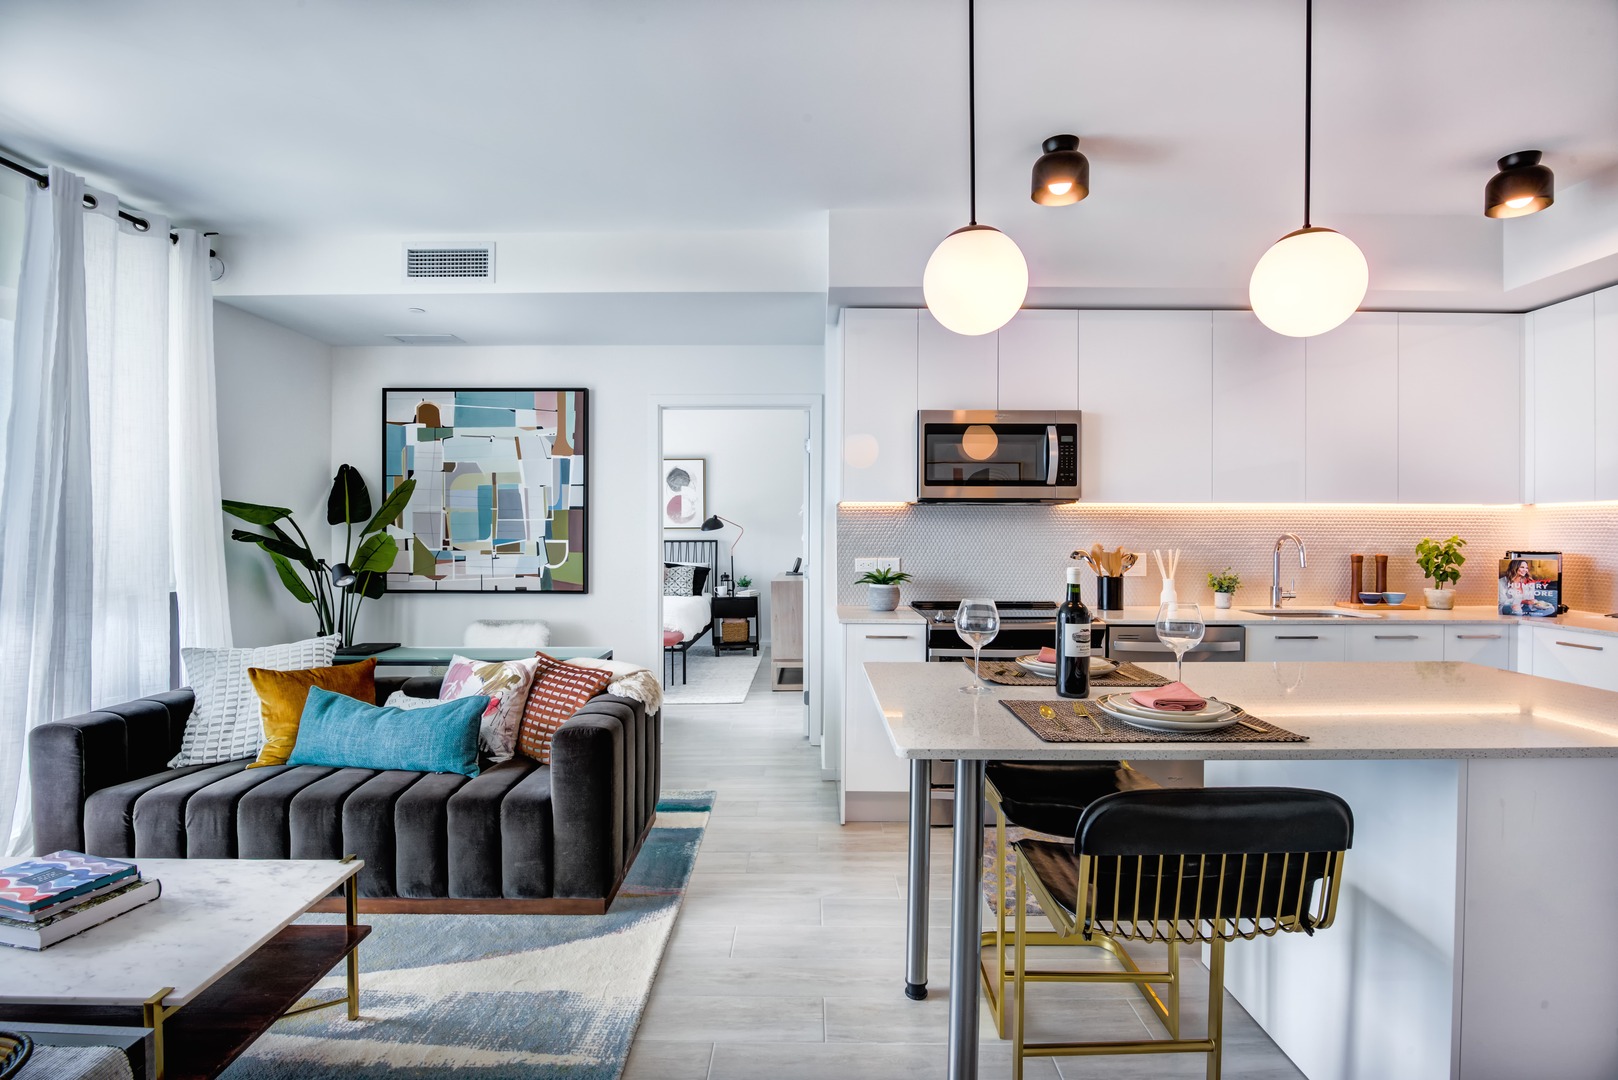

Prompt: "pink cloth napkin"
[1036,646,1058,664]
[1129,682,1208,712]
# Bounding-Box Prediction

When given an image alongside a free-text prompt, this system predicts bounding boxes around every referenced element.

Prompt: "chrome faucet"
[1272,533,1307,607]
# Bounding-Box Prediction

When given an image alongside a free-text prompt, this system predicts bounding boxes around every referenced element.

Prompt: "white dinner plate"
[1015,655,1117,677]
[1106,710,1243,734]
[1098,693,1234,723]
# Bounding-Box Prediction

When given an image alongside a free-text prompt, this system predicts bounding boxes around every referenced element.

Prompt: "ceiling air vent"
[384,333,466,346]
[403,243,495,281]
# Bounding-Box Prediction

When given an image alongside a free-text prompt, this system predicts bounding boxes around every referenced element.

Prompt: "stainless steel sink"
[1240,609,1384,619]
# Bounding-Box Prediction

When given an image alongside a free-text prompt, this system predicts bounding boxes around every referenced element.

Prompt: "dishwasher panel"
[1107,624,1247,663]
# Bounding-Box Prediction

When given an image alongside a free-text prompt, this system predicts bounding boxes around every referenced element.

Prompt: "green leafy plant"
[736,575,753,590]
[224,464,416,645]
[1416,535,1467,588]
[855,567,913,586]
[1207,568,1241,593]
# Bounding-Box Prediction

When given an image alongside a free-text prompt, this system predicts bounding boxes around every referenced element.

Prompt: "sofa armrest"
[29,713,133,855]
[547,703,626,898]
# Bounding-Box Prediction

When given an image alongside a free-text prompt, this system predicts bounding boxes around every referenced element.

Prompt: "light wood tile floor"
[627,651,1309,1079]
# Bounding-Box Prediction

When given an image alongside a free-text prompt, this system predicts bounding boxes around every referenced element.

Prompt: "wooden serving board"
[1333,600,1425,611]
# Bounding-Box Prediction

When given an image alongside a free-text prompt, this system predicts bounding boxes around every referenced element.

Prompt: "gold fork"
[1074,700,1105,735]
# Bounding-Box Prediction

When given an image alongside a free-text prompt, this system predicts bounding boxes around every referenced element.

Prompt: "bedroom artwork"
[383,388,588,592]
[662,457,706,529]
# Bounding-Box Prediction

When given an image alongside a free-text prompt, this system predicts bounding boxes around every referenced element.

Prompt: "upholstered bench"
[28,675,659,914]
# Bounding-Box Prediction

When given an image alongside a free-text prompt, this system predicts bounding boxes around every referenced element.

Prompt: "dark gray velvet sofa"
[28,675,660,914]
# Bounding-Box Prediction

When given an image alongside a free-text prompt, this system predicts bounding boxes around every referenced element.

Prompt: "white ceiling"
[2,0,1615,337]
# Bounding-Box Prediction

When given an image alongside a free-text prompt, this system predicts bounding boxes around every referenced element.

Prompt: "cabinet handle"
[1374,634,1420,641]
[1455,634,1502,640]
[1555,640,1605,652]
[1276,635,1320,641]
[864,634,915,640]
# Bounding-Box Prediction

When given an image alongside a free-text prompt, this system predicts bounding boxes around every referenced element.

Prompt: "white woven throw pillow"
[170,635,341,767]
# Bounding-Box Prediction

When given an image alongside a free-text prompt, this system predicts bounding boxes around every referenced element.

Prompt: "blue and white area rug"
[222,791,715,1080]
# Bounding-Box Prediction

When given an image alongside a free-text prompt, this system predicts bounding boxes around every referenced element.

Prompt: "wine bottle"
[1056,566,1092,699]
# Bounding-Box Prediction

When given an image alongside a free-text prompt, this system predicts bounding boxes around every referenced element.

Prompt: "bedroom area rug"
[662,650,763,705]
[221,791,715,1080]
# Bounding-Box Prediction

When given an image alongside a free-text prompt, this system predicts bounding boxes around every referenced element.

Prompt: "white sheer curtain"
[1,166,94,855]
[169,230,232,651]
[1,169,234,856]
[84,191,173,706]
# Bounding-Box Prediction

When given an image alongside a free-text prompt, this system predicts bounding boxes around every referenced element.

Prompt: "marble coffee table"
[0,858,368,1080]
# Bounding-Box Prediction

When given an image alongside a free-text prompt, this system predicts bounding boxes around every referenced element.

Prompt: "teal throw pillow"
[287,687,488,776]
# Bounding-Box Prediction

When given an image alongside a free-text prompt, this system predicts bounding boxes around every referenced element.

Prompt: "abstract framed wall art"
[382,388,589,593]
[662,457,706,529]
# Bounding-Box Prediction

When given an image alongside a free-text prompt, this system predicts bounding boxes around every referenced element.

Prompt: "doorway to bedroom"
[658,404,812,719]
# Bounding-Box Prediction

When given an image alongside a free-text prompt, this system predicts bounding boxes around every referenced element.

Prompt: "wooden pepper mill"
[1374,554,1389,595]
[1348,554,1364,602]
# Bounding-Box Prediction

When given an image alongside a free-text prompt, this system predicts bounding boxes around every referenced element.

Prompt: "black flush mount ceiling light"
[1485,151,1554,218]
[1030,135,1090,206]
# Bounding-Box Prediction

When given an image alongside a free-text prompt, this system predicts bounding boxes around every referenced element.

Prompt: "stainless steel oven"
[916,410,1081,502]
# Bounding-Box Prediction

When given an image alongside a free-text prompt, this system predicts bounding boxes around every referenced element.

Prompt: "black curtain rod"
[0,152,212,245]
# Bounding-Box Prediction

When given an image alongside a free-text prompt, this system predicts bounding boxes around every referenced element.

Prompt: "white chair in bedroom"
[463,619,551,648]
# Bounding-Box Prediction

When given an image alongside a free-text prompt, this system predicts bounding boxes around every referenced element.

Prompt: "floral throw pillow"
[439,654,542,763]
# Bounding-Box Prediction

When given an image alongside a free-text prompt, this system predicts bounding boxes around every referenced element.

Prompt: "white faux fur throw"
[567,658,664,714]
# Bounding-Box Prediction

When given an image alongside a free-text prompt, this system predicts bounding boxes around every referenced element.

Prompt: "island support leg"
[948,758,985,1080]
[905,757,932,999]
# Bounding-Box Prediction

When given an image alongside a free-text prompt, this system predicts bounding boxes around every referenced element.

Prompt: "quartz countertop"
[864,660,1618,761]
[838,604,927,625]
[1092,604,1618,636]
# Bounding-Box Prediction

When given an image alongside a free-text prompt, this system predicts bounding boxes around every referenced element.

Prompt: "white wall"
[328,344,823,670]
[213,302,335,646]
[662,408,807,638]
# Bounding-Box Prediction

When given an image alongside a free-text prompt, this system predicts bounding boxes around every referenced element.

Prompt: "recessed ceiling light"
[407,306,427,314]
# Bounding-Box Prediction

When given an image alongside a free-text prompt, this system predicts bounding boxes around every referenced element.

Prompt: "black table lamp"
[701,514,744,595]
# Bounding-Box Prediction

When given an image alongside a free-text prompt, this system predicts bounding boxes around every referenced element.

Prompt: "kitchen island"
[866,659,1618,1080]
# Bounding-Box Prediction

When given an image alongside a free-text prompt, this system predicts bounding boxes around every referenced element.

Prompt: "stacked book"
[0,851,161,950]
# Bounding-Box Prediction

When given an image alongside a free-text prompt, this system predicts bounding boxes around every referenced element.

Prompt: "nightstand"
[711,593,759,655]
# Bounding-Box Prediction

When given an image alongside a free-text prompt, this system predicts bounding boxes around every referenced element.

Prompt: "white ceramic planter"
[1424,587,1456,611]
[868,584,901,611]
[1214,592,1233,609]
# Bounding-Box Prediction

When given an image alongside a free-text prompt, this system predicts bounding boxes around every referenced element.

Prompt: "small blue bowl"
[1382,591,1407,605]
[1358,592,1384,605]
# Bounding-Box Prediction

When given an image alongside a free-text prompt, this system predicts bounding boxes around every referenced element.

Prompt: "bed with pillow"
[663,538,719,683]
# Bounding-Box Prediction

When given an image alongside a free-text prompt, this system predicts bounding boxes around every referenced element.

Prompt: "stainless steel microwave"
[916,410,1081,502]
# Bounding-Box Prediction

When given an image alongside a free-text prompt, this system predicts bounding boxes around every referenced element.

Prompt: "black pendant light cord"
[967,0,977,225]
[1303,0,1313,228]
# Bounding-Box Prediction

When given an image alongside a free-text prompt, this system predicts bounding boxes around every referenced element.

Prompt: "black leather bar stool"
[1009,787,1353,1080]
[981,760,1168,1036]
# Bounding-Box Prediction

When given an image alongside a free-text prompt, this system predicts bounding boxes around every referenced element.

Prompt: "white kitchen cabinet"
[1344,624,1444,662]
[1078,310,1213,502]
[917,312,996,410]
[1443,626,1513,670]
[1594,285,1618,500]
[841,309,917,502]
[996,309,1079,411]
[1397,313,1522,504]
[1305,314,1399,502]
[1528,294,1596,503]
[1211,312,1305,502]
[1529,626,1618,692]
[1247,625,1347,662]
[841,624,925,817]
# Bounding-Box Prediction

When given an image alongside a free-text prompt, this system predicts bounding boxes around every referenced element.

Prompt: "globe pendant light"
[923,0,1028,336]
[1248,0,1367,338]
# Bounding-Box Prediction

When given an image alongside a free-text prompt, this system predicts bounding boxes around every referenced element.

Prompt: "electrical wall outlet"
[1124,553,1149,577]
[854,557,903,574]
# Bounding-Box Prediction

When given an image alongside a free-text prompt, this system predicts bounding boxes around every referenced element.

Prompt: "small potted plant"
[736,574,753,594]
[856,567,913,611]
[1416,535,1466,610]
[1207,568,1240,609]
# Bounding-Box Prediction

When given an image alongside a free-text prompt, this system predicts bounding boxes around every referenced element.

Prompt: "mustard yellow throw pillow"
[247,658,377,768]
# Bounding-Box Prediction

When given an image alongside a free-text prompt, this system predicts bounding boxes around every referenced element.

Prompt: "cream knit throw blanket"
[566,658,664,714]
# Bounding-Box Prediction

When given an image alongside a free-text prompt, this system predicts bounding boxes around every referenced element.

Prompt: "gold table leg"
[142,987,176,1080]
[345,870,360,1020]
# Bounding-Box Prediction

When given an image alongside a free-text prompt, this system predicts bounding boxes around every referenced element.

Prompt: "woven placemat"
[1001,698,1307,743]
[966,659,1169,688]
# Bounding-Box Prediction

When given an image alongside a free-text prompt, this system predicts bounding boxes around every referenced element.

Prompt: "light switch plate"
[1124,553,1149,577]
[854,557,903,574]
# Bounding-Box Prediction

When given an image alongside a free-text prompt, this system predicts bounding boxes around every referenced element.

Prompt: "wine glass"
[954,599,1000,694]
[1155,601,1205,685]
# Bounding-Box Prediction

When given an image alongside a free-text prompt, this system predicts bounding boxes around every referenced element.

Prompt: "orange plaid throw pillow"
[517,652,614,763]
